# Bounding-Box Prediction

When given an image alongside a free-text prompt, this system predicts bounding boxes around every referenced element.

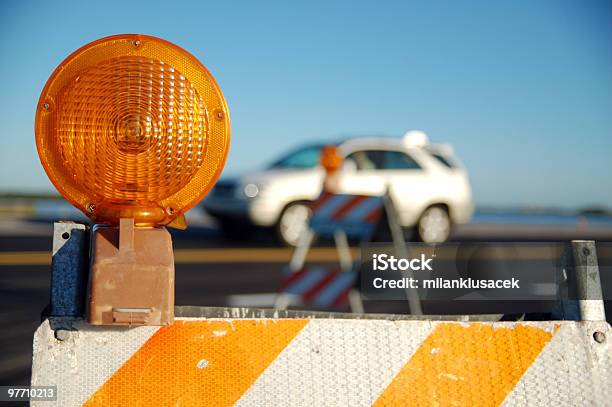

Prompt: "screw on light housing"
[593,331,605,343]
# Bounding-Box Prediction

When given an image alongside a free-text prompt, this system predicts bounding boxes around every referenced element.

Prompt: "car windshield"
[268,144,326,169]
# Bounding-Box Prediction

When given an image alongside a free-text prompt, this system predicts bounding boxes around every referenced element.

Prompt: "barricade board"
[279,266,357,307]
[31,316,610,406]
[309,193,384,239]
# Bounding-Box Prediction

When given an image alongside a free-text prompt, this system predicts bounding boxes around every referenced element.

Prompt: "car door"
[377,149,429,226]
[338,148,428,225]
[336,150,387,196]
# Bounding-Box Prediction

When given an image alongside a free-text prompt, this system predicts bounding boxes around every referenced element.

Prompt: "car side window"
[383,151,422,170]
[345,150,421,171]
[345,150,385,170]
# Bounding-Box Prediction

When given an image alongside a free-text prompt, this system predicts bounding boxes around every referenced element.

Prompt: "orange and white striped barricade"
[30,307,611,406]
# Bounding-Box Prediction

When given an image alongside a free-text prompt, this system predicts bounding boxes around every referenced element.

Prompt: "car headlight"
[243,183,261,198]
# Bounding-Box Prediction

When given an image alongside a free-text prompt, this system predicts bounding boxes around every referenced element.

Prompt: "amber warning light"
[35,35,230,326]
[320,144,343,174]
[35,34,230,228]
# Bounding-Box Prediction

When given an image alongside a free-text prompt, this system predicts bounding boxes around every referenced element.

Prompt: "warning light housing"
[35,34,230,226]
[320,144,343,173]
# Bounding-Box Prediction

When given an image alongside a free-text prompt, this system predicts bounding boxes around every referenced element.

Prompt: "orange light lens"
[320,145,343,173]
[35,34,230,226]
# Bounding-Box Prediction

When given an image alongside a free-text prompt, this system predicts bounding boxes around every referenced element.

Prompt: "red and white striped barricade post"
[275,192,423,314]
[278,265,357,308]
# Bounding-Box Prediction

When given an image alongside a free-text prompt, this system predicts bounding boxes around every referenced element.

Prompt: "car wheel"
[417,205,451,243]
[277,201,312,247]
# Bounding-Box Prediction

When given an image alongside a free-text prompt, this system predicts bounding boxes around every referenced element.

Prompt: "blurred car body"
[203,131,474,245]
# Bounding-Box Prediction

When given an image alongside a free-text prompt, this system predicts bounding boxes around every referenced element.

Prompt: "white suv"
[203,131,474,246]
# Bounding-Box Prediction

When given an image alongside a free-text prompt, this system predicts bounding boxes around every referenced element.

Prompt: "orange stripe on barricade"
[331,195,368,220]
[84,319,308,407]
[374,323,554,407]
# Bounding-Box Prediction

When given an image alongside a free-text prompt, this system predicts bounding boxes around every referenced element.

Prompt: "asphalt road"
[1,218,611,388]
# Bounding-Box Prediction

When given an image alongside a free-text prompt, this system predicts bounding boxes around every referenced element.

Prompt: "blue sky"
[1,0,611,208]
